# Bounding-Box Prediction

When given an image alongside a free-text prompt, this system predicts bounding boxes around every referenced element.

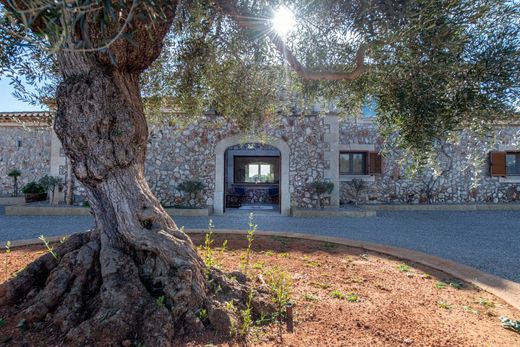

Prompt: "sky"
[0,78,47,112]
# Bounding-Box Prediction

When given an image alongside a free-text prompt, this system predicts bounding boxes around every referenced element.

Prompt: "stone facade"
[144,115,327,209]
[0,125,51,196]
[1,112,519,211]
[339,121,520,205]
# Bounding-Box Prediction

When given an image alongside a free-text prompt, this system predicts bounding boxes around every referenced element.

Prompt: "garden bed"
[1,234,519,346]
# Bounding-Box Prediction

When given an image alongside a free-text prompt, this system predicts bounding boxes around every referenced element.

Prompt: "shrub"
[347,178,366,206]
[308,180,334,208]
[21,182,46,194]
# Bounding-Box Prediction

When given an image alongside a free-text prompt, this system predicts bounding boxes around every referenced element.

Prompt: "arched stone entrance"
[214,135,291,216]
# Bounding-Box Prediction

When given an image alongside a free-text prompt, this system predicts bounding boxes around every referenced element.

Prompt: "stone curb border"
[291,208,376,218]
[362,203,520,212]
[8,229,520,311]
[4,205,210,217]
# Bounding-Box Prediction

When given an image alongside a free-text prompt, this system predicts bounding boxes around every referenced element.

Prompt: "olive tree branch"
[214,0,366,81]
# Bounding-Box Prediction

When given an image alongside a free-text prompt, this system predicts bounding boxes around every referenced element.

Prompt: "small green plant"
[330,290,359,302]
[155,295,166,307]
[203,219,216,267]
[240,213,256,276]
[398,264,411,272]
[237,291,254,338]
[479,298,495,308]
[303,293,319,302]
[39,235,59,261]
[346,293,360,302]
[225,300,235,311]
[330,289,346,300]
[0,318,6,328]
[305,259,321,267]
[421,273,432,279]
[278,252,288,258]
[196,308,208,321]
[252,262,264,270]
[438,301,452,310]
[255,313,271,325]
[350,276,365,284]
[435,281,447,289]
[228,215,258,340]
[310,281,331,289]
[4,241,11,282]
[463,306,480,315]
[449,281,463,289]
[266,267,292,320]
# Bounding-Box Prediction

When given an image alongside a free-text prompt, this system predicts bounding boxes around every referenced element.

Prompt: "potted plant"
[21,181,47,203]
[309,181,334,208]
[7,168,21,197]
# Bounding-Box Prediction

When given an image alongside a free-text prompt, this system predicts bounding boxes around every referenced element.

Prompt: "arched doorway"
[214,135,290,216]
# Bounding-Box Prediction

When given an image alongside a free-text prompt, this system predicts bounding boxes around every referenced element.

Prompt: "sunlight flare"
[272,6,296,37]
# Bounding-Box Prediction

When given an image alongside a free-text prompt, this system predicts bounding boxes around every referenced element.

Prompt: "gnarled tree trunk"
[0,3,272,345]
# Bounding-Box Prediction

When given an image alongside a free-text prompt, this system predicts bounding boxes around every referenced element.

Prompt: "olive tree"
[0,0,518,345]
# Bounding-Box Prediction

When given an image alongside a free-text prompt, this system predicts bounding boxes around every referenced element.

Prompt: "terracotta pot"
[25,193,48,203]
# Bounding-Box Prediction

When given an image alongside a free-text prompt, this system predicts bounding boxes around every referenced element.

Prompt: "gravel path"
[0,206,518,282]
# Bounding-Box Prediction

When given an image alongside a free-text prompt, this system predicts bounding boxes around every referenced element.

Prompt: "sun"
[272,6,296,37]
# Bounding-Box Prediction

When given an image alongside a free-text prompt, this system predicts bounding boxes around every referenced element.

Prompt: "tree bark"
[0,3,274,345]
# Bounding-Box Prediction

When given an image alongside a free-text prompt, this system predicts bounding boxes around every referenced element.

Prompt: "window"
[506,152,520,175]
[234,156,279,183]
[340,152,367,175]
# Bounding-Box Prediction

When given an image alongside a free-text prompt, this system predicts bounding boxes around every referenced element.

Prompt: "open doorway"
[224,143,281,213]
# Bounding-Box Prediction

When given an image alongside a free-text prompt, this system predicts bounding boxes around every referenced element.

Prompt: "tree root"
[0,230,275,346]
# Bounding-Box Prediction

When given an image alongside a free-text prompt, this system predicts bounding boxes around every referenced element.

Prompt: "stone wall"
[339,121,520,205]
[0,126,51,196]
[144,115,327,209]
[3,113,519,209]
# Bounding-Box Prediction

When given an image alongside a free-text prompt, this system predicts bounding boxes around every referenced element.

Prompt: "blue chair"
[268,187,279,204]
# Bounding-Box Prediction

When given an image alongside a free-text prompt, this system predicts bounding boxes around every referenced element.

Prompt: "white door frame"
[214,135,291,216]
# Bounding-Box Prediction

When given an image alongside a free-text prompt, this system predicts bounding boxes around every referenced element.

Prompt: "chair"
[226,187,246,208]
[268,187,279,204]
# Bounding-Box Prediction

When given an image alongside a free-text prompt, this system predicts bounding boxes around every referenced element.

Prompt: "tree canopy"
[1,0,519,161]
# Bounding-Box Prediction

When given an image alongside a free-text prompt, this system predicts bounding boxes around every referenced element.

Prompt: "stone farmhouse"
[1,111,519,215]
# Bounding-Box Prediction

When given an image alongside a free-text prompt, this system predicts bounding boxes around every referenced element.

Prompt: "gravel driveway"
[0,206,518,282]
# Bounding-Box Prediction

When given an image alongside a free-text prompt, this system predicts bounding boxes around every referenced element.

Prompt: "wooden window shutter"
[368,152,382,175]
[489,152,506,177]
